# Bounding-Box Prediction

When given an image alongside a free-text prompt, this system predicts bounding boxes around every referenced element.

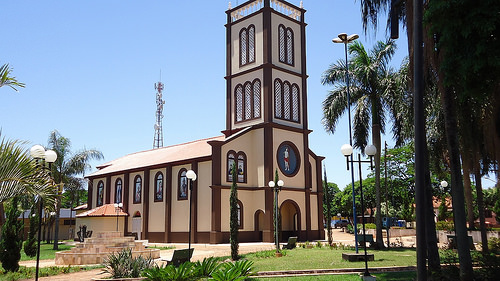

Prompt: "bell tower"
[224,0,308,136]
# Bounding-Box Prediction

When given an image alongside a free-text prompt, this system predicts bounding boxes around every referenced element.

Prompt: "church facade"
[85,0,325,244]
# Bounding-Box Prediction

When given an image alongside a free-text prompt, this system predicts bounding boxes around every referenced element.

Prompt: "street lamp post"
[30,145,57,281]
[113,202,123,232]
[341,144,377,277]
[333,32,360,253]
[268,179,284,253]
[186,170,197,262]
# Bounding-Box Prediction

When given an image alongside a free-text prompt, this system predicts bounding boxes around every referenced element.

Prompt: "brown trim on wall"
[105,175,111,204]
[210,185,222,243]
[143,169,150,239]
[165,166,172,242]
[300,7,308,131]
[315,155,325,240]
[226,7,232,132]
[209,141,222,186]
[123,172,130,233]
[87,180,93,210]
[305,188,311,241]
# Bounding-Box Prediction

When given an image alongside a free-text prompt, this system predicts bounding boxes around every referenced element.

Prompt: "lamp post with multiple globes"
[341,143,377,278]
[268,179,284,253]
[333,32,360,253]
[30,145,57,281]
[113,202,123,232]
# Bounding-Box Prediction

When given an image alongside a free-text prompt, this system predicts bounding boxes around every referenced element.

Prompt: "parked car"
[334,219,349,228]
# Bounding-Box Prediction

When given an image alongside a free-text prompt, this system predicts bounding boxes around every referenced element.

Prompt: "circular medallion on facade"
[277,141,300,177]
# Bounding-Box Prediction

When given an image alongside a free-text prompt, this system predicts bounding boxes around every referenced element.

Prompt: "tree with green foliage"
[23,205,39,257]
[322,166,333,245]
[0,63,25,92]
[46,130,103,250]
[0,197,24,272]
[229,165,239,260]
[322,39,402,249]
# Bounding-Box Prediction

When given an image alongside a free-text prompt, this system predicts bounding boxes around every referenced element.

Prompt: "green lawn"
[249,271,417,280]
[243,247,417,272]
[20,243,74,261]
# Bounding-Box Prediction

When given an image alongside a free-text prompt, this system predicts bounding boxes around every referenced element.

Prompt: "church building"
[84,0,325,244]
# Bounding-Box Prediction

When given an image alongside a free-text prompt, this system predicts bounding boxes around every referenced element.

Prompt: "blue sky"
[1,0,410,190]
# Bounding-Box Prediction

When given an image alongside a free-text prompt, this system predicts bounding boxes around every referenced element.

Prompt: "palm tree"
[0,134,56,204]
[322,40,398,249]
[0,63,25,92]
[47,130,103,250]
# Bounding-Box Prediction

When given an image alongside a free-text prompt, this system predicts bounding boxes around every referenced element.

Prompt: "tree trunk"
[424,145,441,277]
[461,160,475,229]
[474,170,488,253]
[442,86,474,280]
[53,184,62,250]
[372,124,384,249]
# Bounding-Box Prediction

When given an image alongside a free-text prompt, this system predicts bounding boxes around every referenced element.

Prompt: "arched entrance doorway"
[254,210,264,241]
[280,200,300,241]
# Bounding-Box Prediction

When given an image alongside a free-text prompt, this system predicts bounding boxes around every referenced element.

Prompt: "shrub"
[143,262,196,281]
[193,257,222,277]
[211,260,254,281]
[103,248,154,278]
[363,223,376,229]
[435,221,454,231]
[488,237,500,255]
[0,196,24,272]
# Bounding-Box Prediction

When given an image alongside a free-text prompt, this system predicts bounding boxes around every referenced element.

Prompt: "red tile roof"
[76,204,129,218]
[89,136,225,177]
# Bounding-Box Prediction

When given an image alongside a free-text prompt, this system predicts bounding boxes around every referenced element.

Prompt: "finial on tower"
[300,1,303,8]
[228,2,232,10]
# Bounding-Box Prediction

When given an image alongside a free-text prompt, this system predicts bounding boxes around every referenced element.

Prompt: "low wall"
[366,228,416,237]
[437,230,500,244]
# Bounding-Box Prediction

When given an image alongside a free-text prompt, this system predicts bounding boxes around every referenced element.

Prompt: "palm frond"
[0,63,26,91]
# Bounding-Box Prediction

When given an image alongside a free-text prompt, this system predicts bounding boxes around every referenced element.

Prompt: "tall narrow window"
[274,79,282,118]
[227,151,236,182]
[227,151,246,183]
[133,176,142,204]
[97,181,104,207]
[274,79,300,123]
[234,79,261,123]
[278,24,294,65]
[253,79,261,118]
[240,25,255,66]
[237,200,243,228]
[235,85,243,122]
[178,169,188,200]
[154,172,163,202]
[115,178,122,203]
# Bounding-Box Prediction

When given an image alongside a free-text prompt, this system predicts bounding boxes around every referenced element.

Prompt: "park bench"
[356,234,374,247]
[282,236,297,249]
[164,248,194,266]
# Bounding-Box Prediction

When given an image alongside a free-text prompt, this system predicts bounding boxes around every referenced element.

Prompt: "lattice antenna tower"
[153,80,165,149]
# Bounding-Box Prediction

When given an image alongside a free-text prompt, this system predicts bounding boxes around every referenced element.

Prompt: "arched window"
[133,175,142,204]
[274,79,300,122]
[234,79,261,123]
[227,151,246,183]
[237,200,243,229]
[240,25,255,66]
[115,178,122,203]
[227,151,236,182]
[278,24,294,65]
[97,180,104,207]
[178,169,188,200]
[154,172,164,202]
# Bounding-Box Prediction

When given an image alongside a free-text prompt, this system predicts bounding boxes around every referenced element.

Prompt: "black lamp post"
[113,202,123,232]
[268,179,284,253]
[333,32,360,253]
[341,143,377,277]
[30,145,57,281]
[186,169,197,262]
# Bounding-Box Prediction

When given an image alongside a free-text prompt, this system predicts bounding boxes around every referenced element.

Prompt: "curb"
[256,266,417,277]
